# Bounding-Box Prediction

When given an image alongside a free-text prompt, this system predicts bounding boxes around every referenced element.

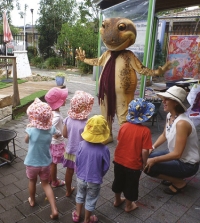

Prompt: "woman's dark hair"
[174,104,185,114]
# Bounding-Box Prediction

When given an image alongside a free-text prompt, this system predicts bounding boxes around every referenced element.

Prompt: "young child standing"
[112,98,155,212]
[24,98,58,220]
[72,115,110,223]
[45,87,68,187]
[62,90,94,197]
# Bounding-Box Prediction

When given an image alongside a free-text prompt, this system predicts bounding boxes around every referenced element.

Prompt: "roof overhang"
[95,0,200,13]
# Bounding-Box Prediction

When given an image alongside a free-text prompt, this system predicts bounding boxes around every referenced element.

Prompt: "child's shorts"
[26,165,50,181]
[76,178,100,212]
[62,152,76,169]
[112,162,142,201]
[50,142,65,164]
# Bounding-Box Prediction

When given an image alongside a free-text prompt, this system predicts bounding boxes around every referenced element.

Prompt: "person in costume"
[72,115,110,223]
[76,17,172,143]
[112,98,154,212]
[144,86,200,195]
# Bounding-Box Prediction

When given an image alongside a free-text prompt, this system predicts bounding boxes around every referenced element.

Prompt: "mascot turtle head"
[100,17,137,51]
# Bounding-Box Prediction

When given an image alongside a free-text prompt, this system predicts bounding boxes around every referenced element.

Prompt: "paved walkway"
[0,71,200,223]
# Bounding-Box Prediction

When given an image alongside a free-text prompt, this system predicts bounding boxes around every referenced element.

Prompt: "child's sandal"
[84,215,98,223]
[72,210,80,222]
[51,179,65,188]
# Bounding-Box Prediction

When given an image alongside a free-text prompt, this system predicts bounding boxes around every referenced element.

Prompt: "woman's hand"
[144,157,157,173]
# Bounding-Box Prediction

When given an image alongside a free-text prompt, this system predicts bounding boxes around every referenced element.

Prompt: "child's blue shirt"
[24,127,56,167]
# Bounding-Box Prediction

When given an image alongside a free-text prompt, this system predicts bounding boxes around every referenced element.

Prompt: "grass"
[12,90,48,120]
[0,78,27,89]
[18,90,48,107]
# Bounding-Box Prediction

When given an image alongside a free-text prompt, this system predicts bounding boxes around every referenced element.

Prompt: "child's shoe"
[51,179,65,188]
[72,210,80,222]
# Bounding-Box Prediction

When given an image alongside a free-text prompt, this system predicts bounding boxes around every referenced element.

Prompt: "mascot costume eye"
[76,17,171,144]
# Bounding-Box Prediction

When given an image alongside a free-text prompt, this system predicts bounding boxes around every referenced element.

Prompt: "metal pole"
[23,8,26,51]
[139,0,156,98]
[30,9,34,46]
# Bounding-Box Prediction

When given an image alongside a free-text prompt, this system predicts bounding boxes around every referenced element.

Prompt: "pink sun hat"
[27,98,53,130]
[45,87,68,110]
[68,91,94,120]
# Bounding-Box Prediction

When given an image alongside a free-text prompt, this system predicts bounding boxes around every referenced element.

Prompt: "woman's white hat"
[156,86,187,111]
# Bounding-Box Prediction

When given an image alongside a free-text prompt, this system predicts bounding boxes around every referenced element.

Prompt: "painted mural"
[165,35,200,81]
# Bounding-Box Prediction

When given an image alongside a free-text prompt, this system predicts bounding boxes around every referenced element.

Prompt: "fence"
[0,33,39,55]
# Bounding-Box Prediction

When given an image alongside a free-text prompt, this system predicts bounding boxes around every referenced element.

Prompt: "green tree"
[154,40,165,69]
[57,20,98,66]
[0,0,20,21]
[37,0,77,58]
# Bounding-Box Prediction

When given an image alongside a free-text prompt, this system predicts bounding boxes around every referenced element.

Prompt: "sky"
[10,1,199,27]
[11,0,40,26]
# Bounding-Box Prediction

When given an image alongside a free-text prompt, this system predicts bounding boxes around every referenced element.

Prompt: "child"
[24,98,58,220]
[112,98,155,212]
[72,115,110,223]
[45,87,68,187]
[62,90,94,197]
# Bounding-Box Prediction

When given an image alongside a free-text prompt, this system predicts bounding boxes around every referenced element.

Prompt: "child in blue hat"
[112,98,155,212]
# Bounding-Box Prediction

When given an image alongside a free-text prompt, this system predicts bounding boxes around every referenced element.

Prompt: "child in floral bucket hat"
[72,115,110,223]
[112,98,155,213]
[24,98,58,219]
[45,87,68,188]
[62,91,94,197]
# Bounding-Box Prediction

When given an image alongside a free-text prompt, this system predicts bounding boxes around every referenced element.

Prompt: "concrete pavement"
[0,71,200,223]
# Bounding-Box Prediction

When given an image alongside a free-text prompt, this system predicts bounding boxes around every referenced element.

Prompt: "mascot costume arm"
[76,17,172,144]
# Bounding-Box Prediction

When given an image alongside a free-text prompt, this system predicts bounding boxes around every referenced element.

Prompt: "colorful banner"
[165,35,200,81]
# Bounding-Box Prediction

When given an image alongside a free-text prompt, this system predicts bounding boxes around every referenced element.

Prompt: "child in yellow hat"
[72,115,110,223]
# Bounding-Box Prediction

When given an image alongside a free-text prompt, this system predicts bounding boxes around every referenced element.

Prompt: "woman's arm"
[149,126,167,154]
[145,120,192,172]
[63,125,68,138]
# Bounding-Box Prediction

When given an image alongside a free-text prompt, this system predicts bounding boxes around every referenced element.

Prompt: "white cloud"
[11,0,40,26]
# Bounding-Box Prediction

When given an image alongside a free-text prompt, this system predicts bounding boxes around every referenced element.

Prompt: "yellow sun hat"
[81,115,110,143]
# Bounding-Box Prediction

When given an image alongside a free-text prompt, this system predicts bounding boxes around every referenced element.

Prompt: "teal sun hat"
[126,98,155,124]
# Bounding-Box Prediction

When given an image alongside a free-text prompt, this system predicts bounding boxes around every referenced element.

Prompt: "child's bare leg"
[51,163,57,183]
[28,178,37,207]
[84,209,98,223]
[41,179,58,219]
[114,193,125,207]
[65,167,75,197]
[76,202,83,218]
[125,199,138,213]
[84,209,92,223]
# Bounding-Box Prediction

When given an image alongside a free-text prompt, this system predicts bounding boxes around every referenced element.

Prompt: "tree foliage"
[0,0,20,21]
[57,0,99,70]
[154,40,165,69]
[37,0,77,58]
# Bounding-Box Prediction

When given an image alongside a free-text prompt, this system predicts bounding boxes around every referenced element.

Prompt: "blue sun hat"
[126,98,155,124]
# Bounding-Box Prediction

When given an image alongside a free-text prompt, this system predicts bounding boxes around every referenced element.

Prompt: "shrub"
[27,46,38,61]
[31,56,43,67]
[78,62,93,74]
[44,57,62,69]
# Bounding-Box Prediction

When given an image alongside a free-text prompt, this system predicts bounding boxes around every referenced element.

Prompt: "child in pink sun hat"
[62,90,94,197]
[45,87,68,188]
[24,98,58,220]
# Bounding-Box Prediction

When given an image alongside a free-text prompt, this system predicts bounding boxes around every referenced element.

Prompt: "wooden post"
[12,57,20,107]
[0,56,20,107]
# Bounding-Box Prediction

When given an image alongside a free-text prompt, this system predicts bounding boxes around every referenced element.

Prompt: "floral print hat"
[68,91,94,120]
[27,98,53,130]
[126,98,155,124]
